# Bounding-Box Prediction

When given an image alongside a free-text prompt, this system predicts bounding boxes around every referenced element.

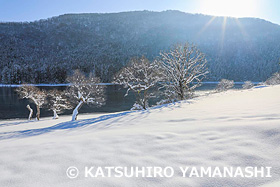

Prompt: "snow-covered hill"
[0,86,280,186]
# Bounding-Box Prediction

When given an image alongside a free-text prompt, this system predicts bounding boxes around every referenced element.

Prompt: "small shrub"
[265,72,280,85]
[156,99,176,106]
[131,103,144,110]
[242,81,254,89]
[216,79,234,91]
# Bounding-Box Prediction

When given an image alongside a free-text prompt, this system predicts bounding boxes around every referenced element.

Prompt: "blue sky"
[0,0,280,25]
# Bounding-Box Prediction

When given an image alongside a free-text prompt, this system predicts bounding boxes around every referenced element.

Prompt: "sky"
[0,0,280,25]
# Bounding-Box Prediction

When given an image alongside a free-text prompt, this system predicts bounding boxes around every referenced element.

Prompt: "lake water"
[0,83,245,119]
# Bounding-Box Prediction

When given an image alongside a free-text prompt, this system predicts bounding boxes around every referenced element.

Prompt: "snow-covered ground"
[0,86,280,186]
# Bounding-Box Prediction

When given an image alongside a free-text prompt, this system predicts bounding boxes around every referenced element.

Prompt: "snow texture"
[0,86,280,186]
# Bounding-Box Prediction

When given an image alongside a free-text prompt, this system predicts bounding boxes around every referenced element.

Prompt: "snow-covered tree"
[216,79,234,91]
[45,89,72,119]
[67,70,106,121]
[265,72,280,85]
[16,85,46,120]
[242,81,254,89]
[156,43,208,102]
[114,56,160,110]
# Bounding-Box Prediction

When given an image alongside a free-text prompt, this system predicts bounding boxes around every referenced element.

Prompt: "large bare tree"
[114,56,160,110]
[157,43,208,101]
[16,85,46,120]
[67,70,106,121]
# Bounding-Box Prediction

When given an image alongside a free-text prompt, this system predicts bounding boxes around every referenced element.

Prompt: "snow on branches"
[114,56,160,110]
[242,81,254,89]
[157,43,208,101]
[16,84,46,120]
[45,89,72,119]
[67,70,106,121]
[216,79,234,92]
[265,72,280,85]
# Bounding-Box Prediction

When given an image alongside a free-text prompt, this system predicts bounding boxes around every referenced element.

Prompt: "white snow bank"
[0,86,280,186]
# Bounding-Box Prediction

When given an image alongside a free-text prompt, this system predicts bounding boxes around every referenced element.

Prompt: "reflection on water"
[0,83,243,119]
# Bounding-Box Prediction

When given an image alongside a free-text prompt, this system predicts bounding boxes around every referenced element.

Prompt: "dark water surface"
[0,83,245,119]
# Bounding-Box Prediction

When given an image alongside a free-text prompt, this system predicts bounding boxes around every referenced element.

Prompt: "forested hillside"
[1,10,280,84]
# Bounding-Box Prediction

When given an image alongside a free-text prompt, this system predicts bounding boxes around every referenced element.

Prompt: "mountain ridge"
[2,10,280,27]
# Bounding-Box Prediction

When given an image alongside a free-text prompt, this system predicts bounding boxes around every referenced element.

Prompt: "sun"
[200,0,257,18]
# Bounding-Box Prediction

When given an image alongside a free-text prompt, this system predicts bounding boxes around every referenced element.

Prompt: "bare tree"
[216,79,234,92]
[45,89,72,119]
[67,70,106,121]
[16,85,46,120]
[114,56,160,110]
[157,43,208,102]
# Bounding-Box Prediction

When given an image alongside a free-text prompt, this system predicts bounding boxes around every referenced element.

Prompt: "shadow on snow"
[0,101,185,140]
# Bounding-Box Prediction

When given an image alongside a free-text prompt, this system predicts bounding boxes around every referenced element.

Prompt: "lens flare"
[200,0,257,18]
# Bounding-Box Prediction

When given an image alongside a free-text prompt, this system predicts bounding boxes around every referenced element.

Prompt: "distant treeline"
[0,10,280,84]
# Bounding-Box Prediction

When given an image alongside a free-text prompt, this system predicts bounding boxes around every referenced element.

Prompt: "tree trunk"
[72,100,84,121]
[26,105,33,120]
[53,109,59,119]
[143,101,146,110]
[36,105,40,121]
[143,90,147,110]
[179,81,184,100]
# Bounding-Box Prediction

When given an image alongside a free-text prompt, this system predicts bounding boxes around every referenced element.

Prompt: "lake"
[0,83,246,119]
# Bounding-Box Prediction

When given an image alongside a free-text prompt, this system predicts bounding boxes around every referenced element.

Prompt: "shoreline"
[0,85,266,121]
[0,81,262,87]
